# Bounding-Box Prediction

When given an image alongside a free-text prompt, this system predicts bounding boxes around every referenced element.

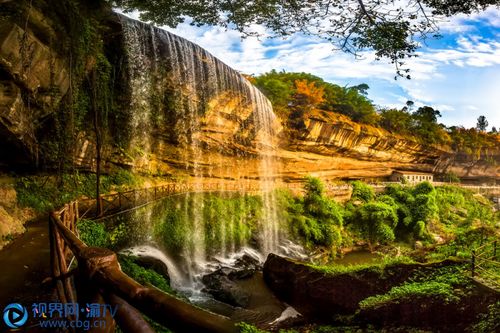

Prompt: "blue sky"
[121,7,500,129]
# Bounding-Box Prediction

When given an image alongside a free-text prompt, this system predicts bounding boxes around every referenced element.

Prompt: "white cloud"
[439,6,500,33]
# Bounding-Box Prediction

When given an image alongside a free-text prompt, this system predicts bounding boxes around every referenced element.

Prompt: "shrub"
[77,219,109,247]
[351,180,374,202]
[118,255,174,294]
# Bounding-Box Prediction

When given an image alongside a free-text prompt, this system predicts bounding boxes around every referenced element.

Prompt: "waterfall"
[119,14,282,287]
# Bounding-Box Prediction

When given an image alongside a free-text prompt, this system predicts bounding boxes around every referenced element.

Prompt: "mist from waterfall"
[119,14,284,289]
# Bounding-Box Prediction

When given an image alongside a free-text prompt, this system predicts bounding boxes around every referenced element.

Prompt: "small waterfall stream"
[118,14,295,298]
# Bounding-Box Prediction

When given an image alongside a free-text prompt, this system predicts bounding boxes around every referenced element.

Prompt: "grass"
[359,264,468,310]
[308,255,415,276]
[359,281,460,309]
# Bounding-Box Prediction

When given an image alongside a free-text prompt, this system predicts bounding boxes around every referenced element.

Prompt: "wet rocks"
[202,253,261,307]
[202,270,250,307]
[263,253,464,319]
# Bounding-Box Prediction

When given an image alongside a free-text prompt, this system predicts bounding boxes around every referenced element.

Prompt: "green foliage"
[237,323,269,333]
[442,172,461,183]
[283,177,344,249]
[352,202,398,248]
[77,219,109,247]
[253,70,377,125]
[435,185,496,229]
[309,255,414,275]
[153,193,261,256]
[351,180,375,202]
[14,170,141,213]
[360,263,468,310]
[118,255,174,294]
[359,281,459,309]
[469,302,500,333]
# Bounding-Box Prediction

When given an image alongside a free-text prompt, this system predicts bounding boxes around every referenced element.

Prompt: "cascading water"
[119,14,292,294]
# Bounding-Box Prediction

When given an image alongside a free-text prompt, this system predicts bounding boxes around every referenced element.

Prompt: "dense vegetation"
[279,177,498,256]
[153,193,263,256]
[15,170,141,213]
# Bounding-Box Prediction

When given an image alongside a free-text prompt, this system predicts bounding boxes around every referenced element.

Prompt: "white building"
[390,170,434,183]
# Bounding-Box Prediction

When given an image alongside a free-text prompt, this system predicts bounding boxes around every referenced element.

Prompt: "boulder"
[202,269,250,308]
[133,255,171,284]
[263,253,464,319]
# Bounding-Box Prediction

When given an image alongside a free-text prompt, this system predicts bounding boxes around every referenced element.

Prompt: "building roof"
[393,170,433,176]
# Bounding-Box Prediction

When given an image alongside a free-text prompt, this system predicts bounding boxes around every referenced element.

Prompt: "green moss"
[469,301,500,333]
[359,263,468,310]
[118,255,174,294]
[308,255,414,276]
[237,323,268,333]
[359,281,460,309]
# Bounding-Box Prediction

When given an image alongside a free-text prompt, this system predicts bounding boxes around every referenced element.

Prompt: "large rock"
[0,3,69,166]
[357,280,500,332]
[263,253,463,319]
[202,269,251,308]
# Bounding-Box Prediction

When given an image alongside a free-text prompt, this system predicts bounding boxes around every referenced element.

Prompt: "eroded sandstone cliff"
[0,0,498,183]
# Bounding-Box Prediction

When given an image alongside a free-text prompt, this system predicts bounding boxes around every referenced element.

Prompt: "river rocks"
[202,270,251,308]
[263,253,463,319]
[202,253,261,307]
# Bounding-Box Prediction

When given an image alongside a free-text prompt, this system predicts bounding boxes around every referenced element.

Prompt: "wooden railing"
[471,240,499,291]
[48,183,246,333]
[77,182,264,220]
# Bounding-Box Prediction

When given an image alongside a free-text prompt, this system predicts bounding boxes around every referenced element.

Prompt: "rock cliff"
[0,0,498,183]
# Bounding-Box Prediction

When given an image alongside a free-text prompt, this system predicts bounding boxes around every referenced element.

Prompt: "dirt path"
[0,218,55,307]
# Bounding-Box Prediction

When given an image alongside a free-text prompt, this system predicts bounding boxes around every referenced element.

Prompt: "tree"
[294,79,326,108]
[351,180,375,203]
[112,0,499,76]
[402,100,415,112]
[477,115,489,132]
[354,202,398,251]
[491,126,498,133]
[379,108,412,134]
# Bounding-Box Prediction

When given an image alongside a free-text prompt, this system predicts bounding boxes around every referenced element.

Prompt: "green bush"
[77,219,109,247]
[359,281,459,309]
[118,255,174,294]
[15,169,142,213]
[285,177,344,249]
[351,180,375,202]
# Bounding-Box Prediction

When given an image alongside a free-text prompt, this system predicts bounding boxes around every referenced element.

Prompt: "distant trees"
[476,115,489,132]
[253,70,377,126]
[253,70,498,153]
[379,105,451,145]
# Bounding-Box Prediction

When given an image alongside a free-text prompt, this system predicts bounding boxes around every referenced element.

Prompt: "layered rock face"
[0,2,69,167]
[279,111,499,182]
[0,0,498,183]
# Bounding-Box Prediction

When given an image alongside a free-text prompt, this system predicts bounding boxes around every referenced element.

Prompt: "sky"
[120,7,500,129]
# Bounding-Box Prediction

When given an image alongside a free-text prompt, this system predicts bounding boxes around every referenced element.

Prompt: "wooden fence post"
[471,250,476,278]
